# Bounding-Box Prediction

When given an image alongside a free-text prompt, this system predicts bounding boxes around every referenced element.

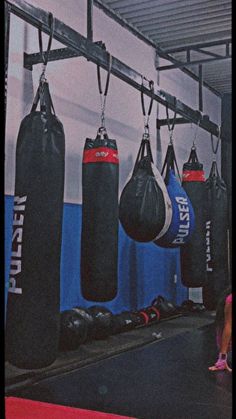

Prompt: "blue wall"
[5,195,188,314]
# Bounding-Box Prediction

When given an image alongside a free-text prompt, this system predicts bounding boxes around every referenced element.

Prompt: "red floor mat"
[5,397,136,419]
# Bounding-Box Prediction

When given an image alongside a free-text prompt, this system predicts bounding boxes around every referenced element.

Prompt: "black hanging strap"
[161,143,181,182]
[31,81,55,115]
[97,53,112,132]
[166,100,177,144]
[209,160,219,178]
[188,147,199,164]
[211,125,221,159]
[38,13,54,84]
[141,78,154,135]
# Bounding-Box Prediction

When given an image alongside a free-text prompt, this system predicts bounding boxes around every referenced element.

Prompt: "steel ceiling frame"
[93,0,222,97]
[5,0,225,139]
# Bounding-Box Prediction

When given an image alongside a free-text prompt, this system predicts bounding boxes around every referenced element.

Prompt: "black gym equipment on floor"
[5,313,232,419]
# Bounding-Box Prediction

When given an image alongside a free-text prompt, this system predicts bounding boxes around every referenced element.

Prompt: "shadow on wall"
[53,94,140,143]
[22,23,34,115]
[65,154,81,203]
[119,154,134,192]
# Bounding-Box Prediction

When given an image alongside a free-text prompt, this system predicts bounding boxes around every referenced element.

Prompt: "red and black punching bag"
[5,81,65,369]
[180,147,207,287]
[81,128,119,301]
[203,161,229,309]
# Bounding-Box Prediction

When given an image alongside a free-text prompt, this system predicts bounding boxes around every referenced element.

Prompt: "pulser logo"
[172,196,191,244]
[8,195,27,294]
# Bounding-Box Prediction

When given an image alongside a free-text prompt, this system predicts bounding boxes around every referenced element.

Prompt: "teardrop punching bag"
[81,129,119,302]
[203,161,229,309]
[5,81,65,369]
[180,147,207,287]
[154,143,195,248]
[119,135,171,242]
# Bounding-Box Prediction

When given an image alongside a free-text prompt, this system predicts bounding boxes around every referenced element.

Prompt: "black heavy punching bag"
[203,161,229,310]
[5,80,65,369]
[81,128,119,301]
[181,147,207,287]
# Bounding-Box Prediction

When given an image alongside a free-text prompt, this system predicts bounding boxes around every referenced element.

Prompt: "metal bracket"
[157,117,190,129]
[24,48,80,70]
[23,41,106,70]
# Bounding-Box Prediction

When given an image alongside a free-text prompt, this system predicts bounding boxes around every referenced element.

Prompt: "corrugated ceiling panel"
[99,0,232,95]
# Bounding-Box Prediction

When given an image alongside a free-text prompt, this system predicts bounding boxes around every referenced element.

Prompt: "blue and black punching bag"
[5,80,65,369]
[81,128,119,302]
[203,160,229,309]
[154,143,195,248]
[180,147,207,287]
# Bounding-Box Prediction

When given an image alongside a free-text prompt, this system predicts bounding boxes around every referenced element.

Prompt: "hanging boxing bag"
[203,161,229,309]
[5,80,65,369]
[119,134,171,242]
[81,128,119,302]
[180,147,207,287]
[154,143,195,248]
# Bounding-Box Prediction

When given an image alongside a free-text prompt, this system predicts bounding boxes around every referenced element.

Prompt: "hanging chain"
[38,12,54,85]
[166,100,177,144]
[192,111,203,149]
[211,125,221,161]
[97,53,112,134]
[141,77,154,139]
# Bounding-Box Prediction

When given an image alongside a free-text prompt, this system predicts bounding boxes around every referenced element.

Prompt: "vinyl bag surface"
[119,136,170,242]
[203,161,229,309]
[81,130,119,302]
[5,81,65,369]
[154,144,195,248]
[180,147,207,287]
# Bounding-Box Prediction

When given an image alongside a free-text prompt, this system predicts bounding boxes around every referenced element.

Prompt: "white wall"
[5,0,222,206]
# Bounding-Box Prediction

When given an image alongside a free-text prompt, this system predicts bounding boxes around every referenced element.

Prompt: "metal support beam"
[87,0,93,42]
[163,38,232,54]
[156,54,231,71]
[6,0,223,139]
[193,48,223,59]
[157,117,190,129]
[198,65,203,112]
[24,48,81,70]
